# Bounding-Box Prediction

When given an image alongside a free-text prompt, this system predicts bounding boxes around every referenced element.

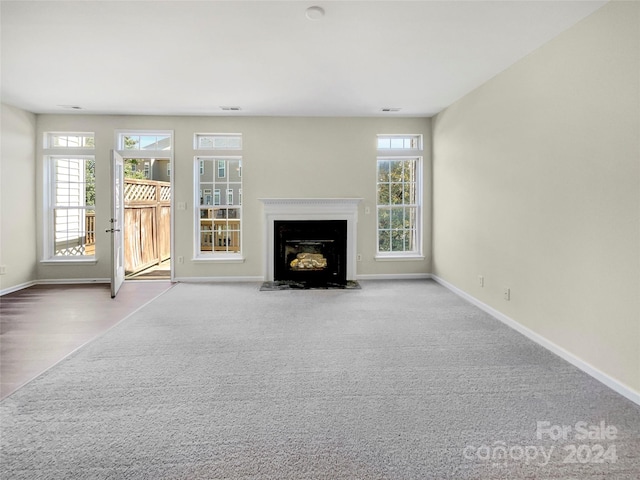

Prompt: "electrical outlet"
[0,265,6,275]
[478,275,484,287]
[357,254,362,262]
[504,288,511,301]
[364,206,370,215]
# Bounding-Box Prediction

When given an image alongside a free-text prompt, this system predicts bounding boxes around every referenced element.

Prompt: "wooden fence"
[124,178,171,274]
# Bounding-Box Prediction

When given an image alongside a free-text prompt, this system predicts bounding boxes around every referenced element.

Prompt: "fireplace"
[274,220,347,286]
[259,198,362,285]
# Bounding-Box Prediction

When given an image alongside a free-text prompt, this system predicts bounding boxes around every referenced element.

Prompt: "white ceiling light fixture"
[305,6,325,21]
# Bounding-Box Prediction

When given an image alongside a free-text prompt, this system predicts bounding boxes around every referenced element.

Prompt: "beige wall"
[34,115,432,281]
[432,1,639,392]
[0,104,37,292]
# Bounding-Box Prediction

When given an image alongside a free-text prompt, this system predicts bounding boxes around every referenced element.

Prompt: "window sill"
[375,254,425,262]
[41,258,97,266]
[192,255,245,264]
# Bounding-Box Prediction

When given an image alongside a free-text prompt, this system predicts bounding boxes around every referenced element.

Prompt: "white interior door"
[109,150,125,298]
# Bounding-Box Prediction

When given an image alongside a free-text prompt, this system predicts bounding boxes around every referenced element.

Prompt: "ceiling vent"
[381,107,401,112]
[220,106,242,111]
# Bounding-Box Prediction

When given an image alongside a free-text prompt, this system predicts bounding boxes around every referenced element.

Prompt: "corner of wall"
[1,103,38,293]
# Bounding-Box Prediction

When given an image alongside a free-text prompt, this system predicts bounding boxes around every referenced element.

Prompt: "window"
[195,156,242,257]
[376,135,422,257]
[46,133,94,149]
[47,156,96,258]
[194,134,242,150]
[143,162,150,179]
[44,131,96,261]
[377,134,421,150]
[119,133,171,151]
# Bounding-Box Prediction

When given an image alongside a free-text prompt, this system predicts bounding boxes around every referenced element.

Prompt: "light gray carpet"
[1,280,639,479]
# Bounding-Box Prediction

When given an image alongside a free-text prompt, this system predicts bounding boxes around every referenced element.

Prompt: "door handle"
[105,228,121,233]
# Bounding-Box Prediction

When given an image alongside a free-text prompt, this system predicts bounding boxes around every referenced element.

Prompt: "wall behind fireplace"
[34,115,431,281]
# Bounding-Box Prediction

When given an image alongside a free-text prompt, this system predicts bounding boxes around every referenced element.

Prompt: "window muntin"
[377,157,420,254]
[196,156,242,256]
[194,134,242,150]
[48,156,96,258]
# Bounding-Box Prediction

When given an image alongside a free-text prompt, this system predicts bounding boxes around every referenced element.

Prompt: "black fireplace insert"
[274,220,347,287]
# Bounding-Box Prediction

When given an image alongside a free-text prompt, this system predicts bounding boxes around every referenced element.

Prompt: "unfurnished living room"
[1,1,639,478]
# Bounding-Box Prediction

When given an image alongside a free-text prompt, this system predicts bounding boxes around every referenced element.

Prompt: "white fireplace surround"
[260,198,362,282]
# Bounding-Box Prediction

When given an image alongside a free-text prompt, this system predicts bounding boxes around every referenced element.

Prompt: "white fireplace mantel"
[259,198,362,281]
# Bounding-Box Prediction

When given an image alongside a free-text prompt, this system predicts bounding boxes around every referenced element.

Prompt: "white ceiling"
[1,0,608,117]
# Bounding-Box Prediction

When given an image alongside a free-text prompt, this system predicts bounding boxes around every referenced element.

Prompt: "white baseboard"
[0,280,37,296]
[357,273,432,281]
[431,275,640,407]
[174,276,264,283]
[1,278,110,296]
[37,278,110,285]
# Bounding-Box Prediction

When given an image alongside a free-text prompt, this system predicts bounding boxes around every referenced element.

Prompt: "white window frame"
[43,131,96,264]
[375,134,423,260]
[376,134,422,151]
[43,154,97,264]
[45,132,95,149]
[117,132,171,152]
[193,155,243,262]
[194,133,242,150]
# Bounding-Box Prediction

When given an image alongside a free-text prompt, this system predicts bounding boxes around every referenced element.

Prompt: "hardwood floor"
[0,281,173,399]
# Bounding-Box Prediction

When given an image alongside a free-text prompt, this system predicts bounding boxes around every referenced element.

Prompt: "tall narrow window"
[194,133,243,258]
[195,156,242,257]
[44,131,96,261]
[48,156,96,257]
[376,135,422,257]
